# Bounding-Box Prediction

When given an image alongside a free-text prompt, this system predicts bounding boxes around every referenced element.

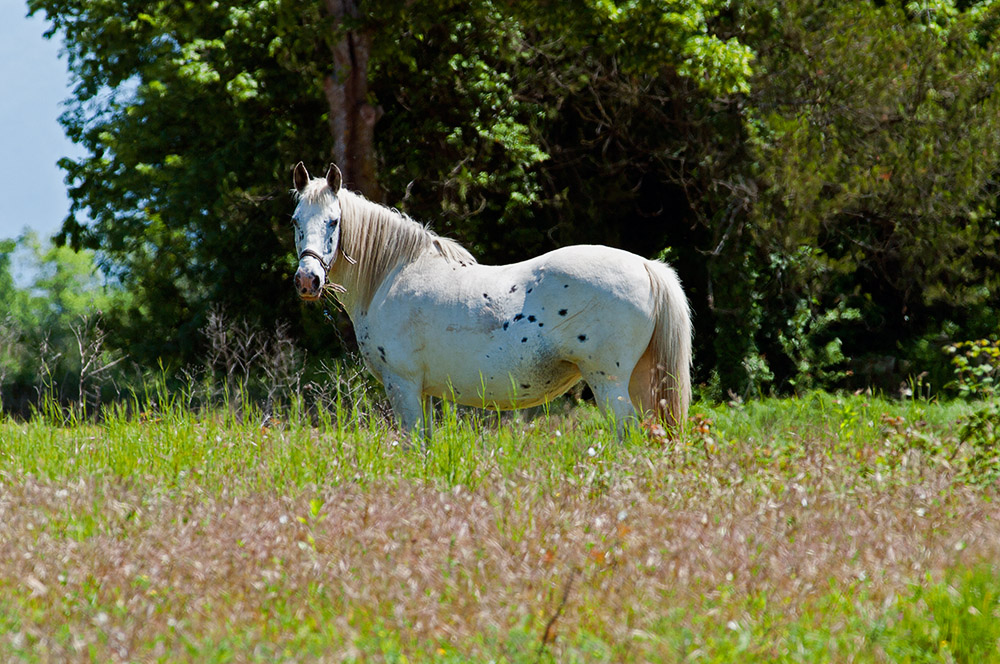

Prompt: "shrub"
[944,339,1000,398]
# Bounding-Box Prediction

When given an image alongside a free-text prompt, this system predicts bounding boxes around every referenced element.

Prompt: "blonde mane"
[296,181,476,308]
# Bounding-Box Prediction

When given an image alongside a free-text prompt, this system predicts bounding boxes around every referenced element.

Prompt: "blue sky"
[0,2,83,242]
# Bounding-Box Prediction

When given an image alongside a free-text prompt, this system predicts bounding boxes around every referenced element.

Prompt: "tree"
[0,239,20,409]
[324,0,379,197]
[28,0,338,364]
[0,232,124,411]
[28,0,754,368]
[0,238,15,313]
[27,0,1000,397]
[732,0,1000,392]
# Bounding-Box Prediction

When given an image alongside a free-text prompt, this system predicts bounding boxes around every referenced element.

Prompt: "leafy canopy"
[24,0,1000,396]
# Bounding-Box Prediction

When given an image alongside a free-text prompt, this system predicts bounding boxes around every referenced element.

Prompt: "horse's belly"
[423,353,581,410]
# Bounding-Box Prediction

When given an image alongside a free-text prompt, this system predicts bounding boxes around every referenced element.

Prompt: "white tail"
[644,260,692,428]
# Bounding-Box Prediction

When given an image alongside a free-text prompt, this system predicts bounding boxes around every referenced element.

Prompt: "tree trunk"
[323,0,380,199]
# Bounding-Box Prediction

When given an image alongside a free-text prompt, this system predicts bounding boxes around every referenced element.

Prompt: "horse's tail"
[644,260,692,428]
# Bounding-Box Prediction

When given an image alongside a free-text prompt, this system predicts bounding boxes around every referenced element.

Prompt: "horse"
[290,162,692,437]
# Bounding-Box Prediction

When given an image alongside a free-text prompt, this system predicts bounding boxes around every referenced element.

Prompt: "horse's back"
[524,244,657,296]
[518,244,660,345]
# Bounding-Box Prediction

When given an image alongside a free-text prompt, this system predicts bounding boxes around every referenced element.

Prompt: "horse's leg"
[627,344,655,418]
[582,372,637,438]
[422,395,435,438]
[384,375,430,440]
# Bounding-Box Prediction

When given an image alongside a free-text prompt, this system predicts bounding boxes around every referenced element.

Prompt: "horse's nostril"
[294,270,322,297]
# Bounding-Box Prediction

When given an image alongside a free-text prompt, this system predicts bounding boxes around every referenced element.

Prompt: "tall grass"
[1,385,998,662]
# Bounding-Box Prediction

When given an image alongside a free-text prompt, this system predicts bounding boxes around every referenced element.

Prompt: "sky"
[0,2,83,243]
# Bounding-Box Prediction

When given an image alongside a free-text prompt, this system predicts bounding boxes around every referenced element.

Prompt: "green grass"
[2,390,978,493]
[1,391,999,662]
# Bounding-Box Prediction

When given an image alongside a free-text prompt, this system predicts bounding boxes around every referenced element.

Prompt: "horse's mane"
[295,180,476,308]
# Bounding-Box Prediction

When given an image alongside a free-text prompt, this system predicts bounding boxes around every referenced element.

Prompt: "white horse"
[290,162,692,436]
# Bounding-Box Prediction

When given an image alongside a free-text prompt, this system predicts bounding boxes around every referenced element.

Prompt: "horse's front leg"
[383,375,432,440]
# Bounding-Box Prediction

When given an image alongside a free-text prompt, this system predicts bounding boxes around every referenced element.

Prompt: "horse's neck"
[328,260,372,318]
[330,195,426,316]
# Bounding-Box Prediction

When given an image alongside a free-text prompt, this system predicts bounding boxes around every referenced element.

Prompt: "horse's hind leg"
[582,372,637,437]
[421,395,435,438]
[627,343,656,418]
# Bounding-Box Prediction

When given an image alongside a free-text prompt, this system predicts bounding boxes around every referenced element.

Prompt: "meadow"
[1,387,1000,663]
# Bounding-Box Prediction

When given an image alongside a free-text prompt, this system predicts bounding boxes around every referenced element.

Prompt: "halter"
[298,248,330,272]
[298,247,358,272]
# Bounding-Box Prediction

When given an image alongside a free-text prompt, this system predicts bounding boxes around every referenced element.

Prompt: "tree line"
[10,0,1000,404]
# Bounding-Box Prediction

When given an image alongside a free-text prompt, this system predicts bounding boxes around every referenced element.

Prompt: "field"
[2,390,1000,662]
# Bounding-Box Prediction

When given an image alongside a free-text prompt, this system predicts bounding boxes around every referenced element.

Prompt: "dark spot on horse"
[538,323,544,327]
[521,337,527,343]
[564,284,569,288]
[558,309,567,316]
[510,285,517,293]
[502,321,509,331]
[483,293,489,299]
[527,315,536,322]
[578,334,587,342]
[513,313,524,322]
[377,346,386,362]
[616,361,620,367]
[520,383,531,389]
[527,288,532,293]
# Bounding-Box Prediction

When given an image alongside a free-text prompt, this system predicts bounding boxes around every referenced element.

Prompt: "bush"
[945,339,1000,399]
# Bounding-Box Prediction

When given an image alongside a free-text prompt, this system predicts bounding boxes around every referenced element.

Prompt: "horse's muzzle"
[294,267,322,300]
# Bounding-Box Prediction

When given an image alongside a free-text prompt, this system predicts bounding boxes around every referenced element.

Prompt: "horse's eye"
[330,217,339,227]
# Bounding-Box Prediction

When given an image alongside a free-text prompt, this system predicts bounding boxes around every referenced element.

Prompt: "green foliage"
[737,0,1000,393]
[24,0,1000,396]
[0,240,19,411]
[0,232,125,413]
[0,239,15,309]
[366,1,552,255]
[778,299,861,392]
[945,338,1000,398]
[28,0,337,364]
[955,401,1000,487]
[27,0,758,369]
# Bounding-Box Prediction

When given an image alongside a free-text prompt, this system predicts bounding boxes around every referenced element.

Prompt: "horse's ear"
[292,161,310,192]
[326,163,343,192]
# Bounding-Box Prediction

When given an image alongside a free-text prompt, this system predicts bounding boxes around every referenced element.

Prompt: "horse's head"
[291,162,343,301]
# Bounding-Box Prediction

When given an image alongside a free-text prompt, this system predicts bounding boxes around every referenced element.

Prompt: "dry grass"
[1,394,999,662]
